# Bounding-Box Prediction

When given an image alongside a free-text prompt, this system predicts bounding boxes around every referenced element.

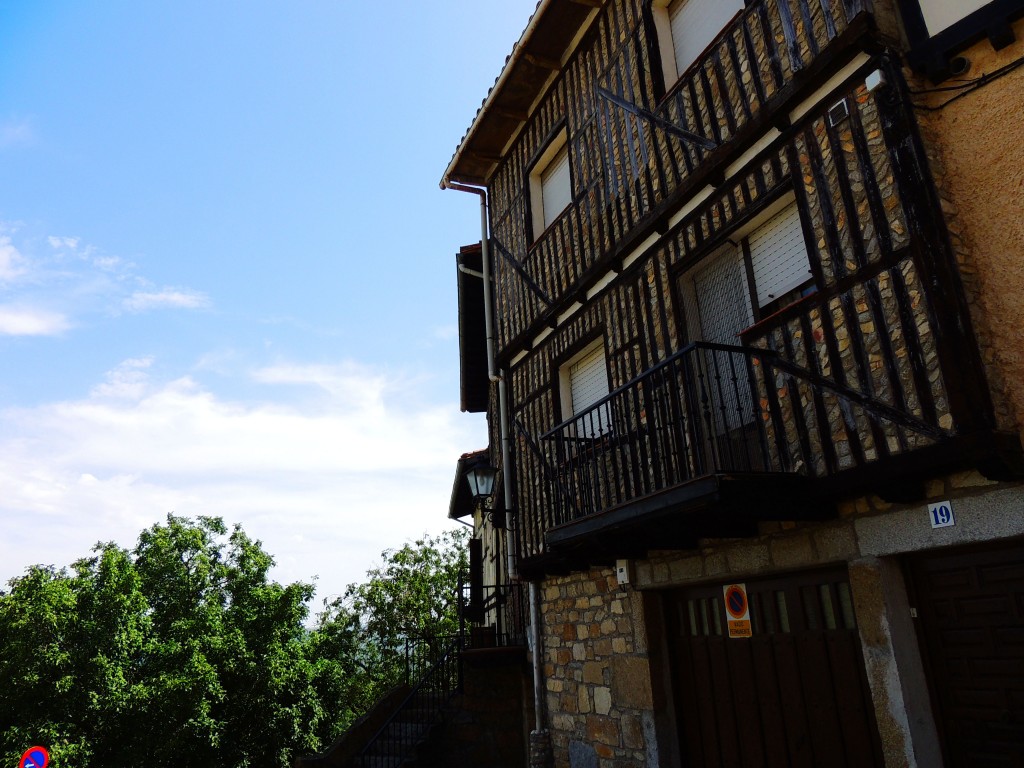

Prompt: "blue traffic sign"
[20,746,49,768]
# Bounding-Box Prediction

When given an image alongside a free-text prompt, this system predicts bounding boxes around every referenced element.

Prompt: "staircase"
[296,583,528,768]
[348,638,461,768]
[349,690,449,768]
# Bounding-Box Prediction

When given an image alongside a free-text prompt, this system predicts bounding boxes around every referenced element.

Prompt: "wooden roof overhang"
[449,449,491,520]
[440,0,602,189]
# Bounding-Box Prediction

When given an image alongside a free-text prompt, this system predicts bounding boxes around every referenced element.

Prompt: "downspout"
[444,180,516,584]
[444,181,549,760]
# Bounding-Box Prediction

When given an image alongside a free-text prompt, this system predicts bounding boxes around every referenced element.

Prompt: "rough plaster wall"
[916,18,1024,433]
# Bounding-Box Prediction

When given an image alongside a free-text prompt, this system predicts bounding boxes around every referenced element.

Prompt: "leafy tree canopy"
[0,515,467,768]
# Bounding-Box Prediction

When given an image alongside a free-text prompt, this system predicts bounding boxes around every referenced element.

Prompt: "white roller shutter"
[669,0,744,77]
[569,345,608,415]
[541,144,572,228]
[748,202,812,309]
[568,344,610,438]
[684,244,753,345]
[681,245,754,431]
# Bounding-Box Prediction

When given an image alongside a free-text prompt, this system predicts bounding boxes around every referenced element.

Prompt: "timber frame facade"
[444,1,1024,766]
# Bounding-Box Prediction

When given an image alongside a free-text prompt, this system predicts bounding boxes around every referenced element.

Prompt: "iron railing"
[542,341,947,527]
[458,579,528,649]
[351,635,464,768]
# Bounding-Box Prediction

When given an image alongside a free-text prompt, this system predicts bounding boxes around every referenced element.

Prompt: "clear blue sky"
[0,0,538,602]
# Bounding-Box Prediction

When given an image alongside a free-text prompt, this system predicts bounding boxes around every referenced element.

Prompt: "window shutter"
[569,345,608,415]
[566,343,610,438]
[685,244,753,345]
[541,144,572,228]
[748,202,812,309]
[669,0,744,76]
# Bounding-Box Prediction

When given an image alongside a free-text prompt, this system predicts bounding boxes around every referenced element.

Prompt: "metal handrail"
[351,635,463,768]
[457,579,528,649]
[539,340,949,526]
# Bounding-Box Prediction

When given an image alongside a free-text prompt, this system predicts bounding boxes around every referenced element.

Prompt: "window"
[897,0,1022,80]
[679,196,813,341]
[529,130,572,237]
[676,197,813,434]
[652,0,745,85]
[559,340,610,438]
[746,200,813,313]
[915,0,990,35]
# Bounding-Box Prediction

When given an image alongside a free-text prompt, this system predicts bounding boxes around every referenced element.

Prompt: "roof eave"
[441,0,602,189]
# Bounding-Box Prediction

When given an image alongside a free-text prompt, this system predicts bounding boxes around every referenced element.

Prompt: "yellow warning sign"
[723,583,751,638]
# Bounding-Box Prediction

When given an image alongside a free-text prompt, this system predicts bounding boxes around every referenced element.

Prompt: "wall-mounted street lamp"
[465,463,498,506]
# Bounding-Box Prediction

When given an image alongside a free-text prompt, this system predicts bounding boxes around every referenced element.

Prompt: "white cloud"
[0,227,209,325]
[0,358,484,600]
[123,288,211,312]
[252,361,394,408]
[89,357,155,399]
[0,305,71,335]
[0,118,33,149]
[47,235,80,251]
[91,256,124,271]
[0,235,27,281]
[432,324,458,341]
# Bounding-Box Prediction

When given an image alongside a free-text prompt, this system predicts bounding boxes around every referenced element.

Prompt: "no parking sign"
[20,747,49,768]
[723,583,751,638]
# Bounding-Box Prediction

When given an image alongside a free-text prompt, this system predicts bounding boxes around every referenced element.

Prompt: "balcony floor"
[535,472,826,576]
[523,430,1024,578]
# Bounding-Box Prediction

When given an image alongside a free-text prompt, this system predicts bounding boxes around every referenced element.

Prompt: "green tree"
[0,517,468,767]
[0,516,324,768]
[317,528,468,703]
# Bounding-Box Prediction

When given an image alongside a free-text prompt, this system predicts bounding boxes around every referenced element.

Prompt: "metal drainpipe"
[444,181,516,583]
[445,182,548,753]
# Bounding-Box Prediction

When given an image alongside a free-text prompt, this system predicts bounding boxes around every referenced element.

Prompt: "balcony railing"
[458,579,528,649]
[351,635,463,768]
[541,341,948,529]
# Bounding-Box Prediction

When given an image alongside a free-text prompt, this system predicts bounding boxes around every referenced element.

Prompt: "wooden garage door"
[908,542,1024,766]
[667,569,883,767]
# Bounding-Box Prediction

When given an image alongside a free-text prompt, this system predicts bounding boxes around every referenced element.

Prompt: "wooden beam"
[467,149,502,164]
[569,0,602,7]
[523,52,561,71]
[493,106,530,122]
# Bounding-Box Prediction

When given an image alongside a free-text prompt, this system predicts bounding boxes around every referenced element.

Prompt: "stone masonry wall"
[541,568,656,768]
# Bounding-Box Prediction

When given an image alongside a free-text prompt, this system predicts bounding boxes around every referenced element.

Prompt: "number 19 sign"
[928,500,955,529]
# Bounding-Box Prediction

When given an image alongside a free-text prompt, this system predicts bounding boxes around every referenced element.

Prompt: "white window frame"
[529,129,572,238]
[652,0,745,86]
[559,339,610,439]
[916,0,990,35]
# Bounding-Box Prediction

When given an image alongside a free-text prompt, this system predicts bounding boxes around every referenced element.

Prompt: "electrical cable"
[911,54,1024,111]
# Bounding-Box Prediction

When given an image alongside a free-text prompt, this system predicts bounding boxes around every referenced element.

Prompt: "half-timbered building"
[443,0,1024,766]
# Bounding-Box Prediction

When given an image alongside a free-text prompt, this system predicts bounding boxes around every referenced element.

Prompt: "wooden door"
[667,570,884,767]
[908,542,1024,767]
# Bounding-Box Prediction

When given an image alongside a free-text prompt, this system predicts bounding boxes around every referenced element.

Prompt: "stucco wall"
[914,18,1024,432]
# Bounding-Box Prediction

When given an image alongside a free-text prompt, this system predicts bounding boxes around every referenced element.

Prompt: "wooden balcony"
[514,341,1022,575]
